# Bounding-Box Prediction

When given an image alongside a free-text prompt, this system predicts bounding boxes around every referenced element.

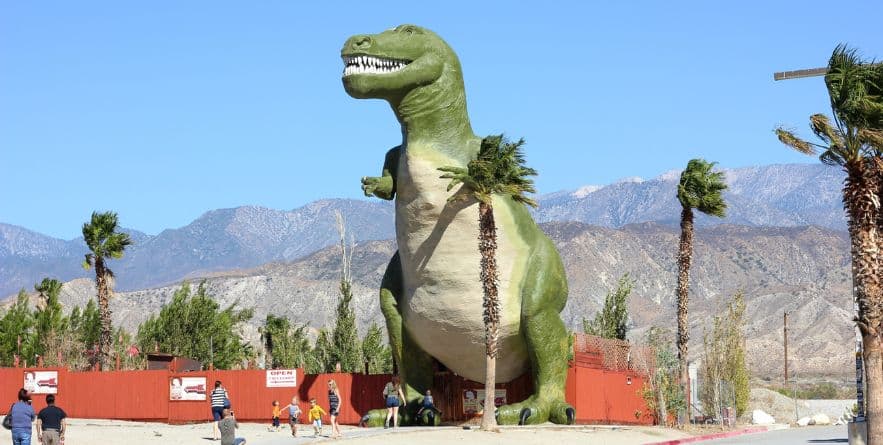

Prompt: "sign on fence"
[462,389,506,414]
[170,376,207,401]
[24,370,58,394]
[266,369,297,388]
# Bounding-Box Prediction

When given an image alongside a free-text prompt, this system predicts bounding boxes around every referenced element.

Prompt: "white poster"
[23,371,58,394]
[463,389,506,414]
[266,369,297,388]
[170,376,207,401]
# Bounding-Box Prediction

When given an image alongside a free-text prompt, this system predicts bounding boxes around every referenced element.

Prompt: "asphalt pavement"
[700,425,846,445]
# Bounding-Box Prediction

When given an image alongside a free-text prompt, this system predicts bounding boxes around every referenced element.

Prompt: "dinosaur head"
[341,24,461,103]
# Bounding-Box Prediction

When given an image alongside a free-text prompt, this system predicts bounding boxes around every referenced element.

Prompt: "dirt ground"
[0,419,691,445]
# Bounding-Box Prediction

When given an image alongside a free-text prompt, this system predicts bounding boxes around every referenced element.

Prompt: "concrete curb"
[644,426,769,445]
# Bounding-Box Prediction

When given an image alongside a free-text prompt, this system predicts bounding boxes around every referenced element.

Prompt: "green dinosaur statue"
[341,24,574,426]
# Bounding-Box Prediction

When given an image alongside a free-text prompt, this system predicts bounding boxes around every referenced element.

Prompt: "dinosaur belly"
[396,148,529,383]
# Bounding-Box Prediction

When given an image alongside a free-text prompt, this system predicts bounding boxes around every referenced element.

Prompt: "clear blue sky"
[2,1,882,239]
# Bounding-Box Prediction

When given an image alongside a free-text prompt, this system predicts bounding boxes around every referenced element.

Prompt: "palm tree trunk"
[95,259,113,371]
[478,201,500,432]
[844,161,883,444]
[676,206,694,422]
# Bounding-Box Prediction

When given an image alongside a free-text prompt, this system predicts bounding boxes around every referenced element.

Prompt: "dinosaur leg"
[496,242,576,426]
[360,252,438,427]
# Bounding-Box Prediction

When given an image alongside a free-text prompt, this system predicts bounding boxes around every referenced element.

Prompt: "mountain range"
[0,163,846,299]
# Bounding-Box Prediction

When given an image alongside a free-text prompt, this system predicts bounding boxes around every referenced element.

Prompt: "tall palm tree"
[675,158,727,419]
[82,211,132,370]
[776,45,883,444]
[439,135,537,432]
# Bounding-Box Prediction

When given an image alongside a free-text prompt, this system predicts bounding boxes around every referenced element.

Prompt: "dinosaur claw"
[565,407,575,425]
[518,408,531,426]
[359,414,369,427]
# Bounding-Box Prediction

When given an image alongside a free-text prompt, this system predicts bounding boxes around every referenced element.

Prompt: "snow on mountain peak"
[572,185,602,198]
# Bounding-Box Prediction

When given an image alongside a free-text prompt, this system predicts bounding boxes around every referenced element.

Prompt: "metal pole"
[793,370,799,422]
[784,312,789,385]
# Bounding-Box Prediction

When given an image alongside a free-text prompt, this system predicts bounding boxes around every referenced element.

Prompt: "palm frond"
[826,44,883,130]
[809,114,843,147]
[82,211,131,263]
[438,134,538,207]
[677,159,727,218]
[859,128,883,152]
[775,127,817,155]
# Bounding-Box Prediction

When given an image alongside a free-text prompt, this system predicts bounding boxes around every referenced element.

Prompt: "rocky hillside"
[46,222,853,378]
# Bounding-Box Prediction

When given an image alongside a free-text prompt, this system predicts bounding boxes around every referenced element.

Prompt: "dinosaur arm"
[361,146,400,200]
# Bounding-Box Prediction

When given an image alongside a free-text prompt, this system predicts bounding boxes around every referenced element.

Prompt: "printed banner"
[462,389,506,414]
[266,369,297,388]
[24,371,58,394]
[170,376,207,401]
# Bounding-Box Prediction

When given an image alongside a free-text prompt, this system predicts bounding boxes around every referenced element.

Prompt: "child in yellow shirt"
[270,400,282,432]
[308,398,326,437]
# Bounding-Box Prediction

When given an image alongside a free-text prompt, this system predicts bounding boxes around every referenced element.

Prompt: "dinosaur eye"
[403,26,417,35]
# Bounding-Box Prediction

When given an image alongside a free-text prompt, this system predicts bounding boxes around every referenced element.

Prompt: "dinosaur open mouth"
[342,55,410,77]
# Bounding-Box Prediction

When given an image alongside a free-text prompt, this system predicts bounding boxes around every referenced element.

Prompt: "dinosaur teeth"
[342,55,410,77]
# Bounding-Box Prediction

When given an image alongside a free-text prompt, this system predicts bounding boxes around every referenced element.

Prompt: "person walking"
[35,394,66,445]
[210,380,229,440]
[9,388,35,445]
[382,376,406,429]
[327,380,342,439]
[218,409,246,445]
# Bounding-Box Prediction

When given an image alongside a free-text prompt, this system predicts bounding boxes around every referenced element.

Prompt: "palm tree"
[82,211,132,370]
[776,45,883,444]
[675,158,727,419]
[439,135,537,432]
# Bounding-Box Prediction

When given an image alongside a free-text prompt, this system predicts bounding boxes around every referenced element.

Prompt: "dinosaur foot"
[358,405,441,427]
[359,408,394,428]
[495,396,576,425]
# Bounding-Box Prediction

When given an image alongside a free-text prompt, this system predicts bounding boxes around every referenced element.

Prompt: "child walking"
[281,396,302,437]
[308,398,326,437]
[270,400,282,431]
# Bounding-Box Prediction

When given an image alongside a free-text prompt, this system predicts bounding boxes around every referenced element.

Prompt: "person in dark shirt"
[36,394,66,445]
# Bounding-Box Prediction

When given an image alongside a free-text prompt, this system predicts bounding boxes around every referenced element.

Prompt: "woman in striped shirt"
[328,379,342,439]
[210,380,229,440]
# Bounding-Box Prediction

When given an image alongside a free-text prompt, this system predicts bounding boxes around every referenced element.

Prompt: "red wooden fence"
[0,364,652,426]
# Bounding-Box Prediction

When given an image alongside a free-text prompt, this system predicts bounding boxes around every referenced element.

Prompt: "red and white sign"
[266,369,297,388]
[463,389,506,414]
[170,376,206,401]
[24,371,58,394]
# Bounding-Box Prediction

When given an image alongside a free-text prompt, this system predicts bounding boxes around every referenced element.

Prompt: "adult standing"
[210,380,229,441]
[382,376,406,429]
[9,388,35,445]
[327,380,342,439]
[36,394,66,445]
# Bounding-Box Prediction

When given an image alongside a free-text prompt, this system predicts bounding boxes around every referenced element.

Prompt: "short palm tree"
[82,211,132,370]
[439,135,537,432]
[776,45,883,443]
[675,158,727,419]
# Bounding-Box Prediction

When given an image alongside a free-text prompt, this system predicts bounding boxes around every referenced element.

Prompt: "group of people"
[5,388,67,445]
[209,378,343,441]
[206,375,438,442]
